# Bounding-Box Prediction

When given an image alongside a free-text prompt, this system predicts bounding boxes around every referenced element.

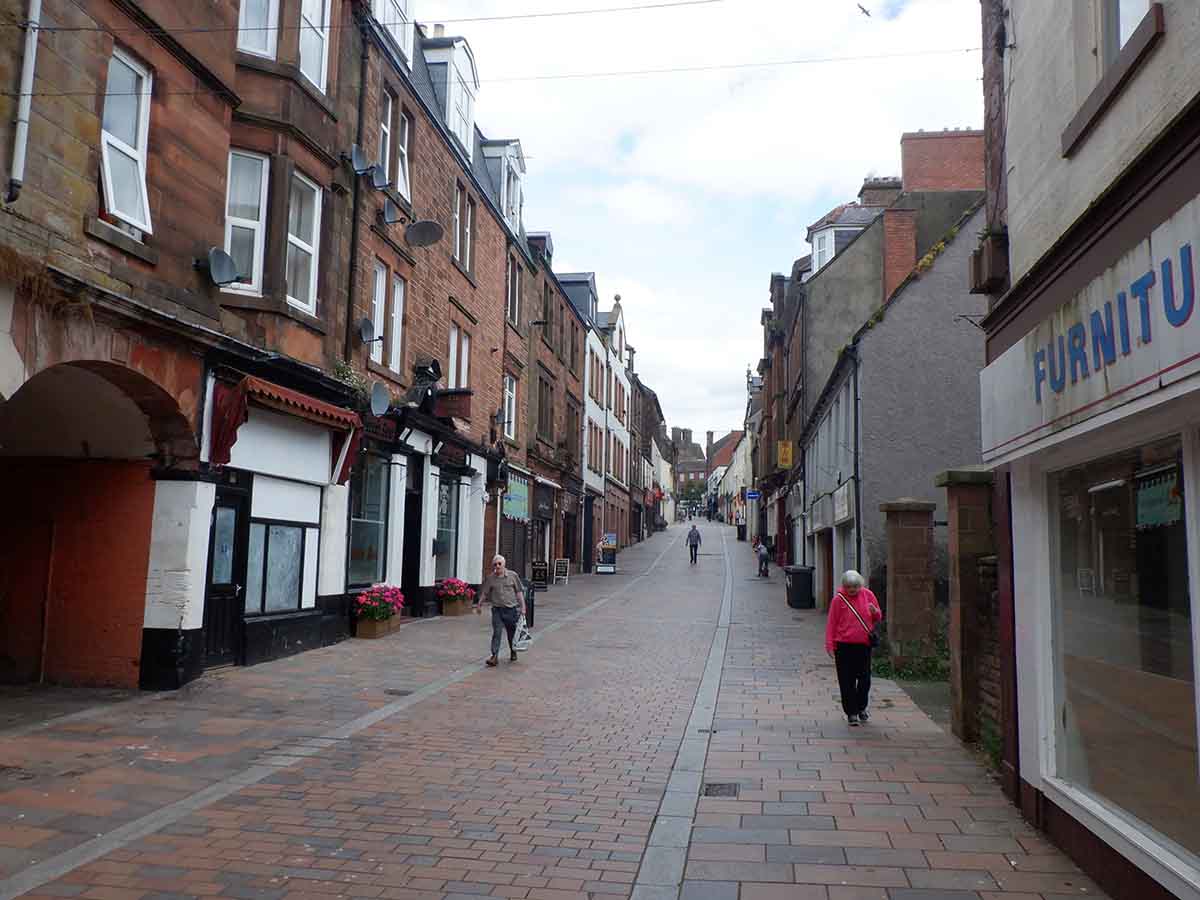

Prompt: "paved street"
[0,523,1103,900]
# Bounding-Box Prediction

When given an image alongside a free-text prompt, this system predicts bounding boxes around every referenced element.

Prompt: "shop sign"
[746,489,761,500]
[808,494,832,534]
[533,483,554,519]
[777,440,794,468]
[833,481,854,524]
[982,197,1200,461]
[503,474,529,521]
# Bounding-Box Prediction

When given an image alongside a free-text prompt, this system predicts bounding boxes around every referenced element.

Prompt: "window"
[389,274,405,374]
[435,478,460,580]
[224,151,269,294]
[379,90,393,185]
[507,255,521,325]
[299,0,330,92]
[537,377,553,441]
[504,163,521,227]
[1103,0,1151,66]
[447,323,470,389]
[396,112,411,200]
[449,60,474,153]
[237,0,278,58]
[348,454,389,586]
[814,232,830,270]
[286,172,321,313]
[571,322,580,373]
[566,402,580,460]
[557,303,565,358]
[244,522,308,614]
[502,374,517,440]
[542,284,553,341]
[374,0,411,59]
[100,50,153,234]
[1050,435,1198,858]
[370,261,387,364]
[452,185,473,271]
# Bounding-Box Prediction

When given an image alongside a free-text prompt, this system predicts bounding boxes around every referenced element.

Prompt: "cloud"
[416,0,983,437]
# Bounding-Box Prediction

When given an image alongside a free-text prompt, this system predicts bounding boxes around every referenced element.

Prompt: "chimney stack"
[900,129,984,192]
[433,23,445,37]
[707,431,714,457]
[858,176,902,207]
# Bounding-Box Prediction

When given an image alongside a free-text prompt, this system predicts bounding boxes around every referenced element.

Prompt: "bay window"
[299,0,330,92]
[224,151,269,294]
[348,454,389,587]
[286,172,321,314]
[100,50,153,235]
[237,0,278,58]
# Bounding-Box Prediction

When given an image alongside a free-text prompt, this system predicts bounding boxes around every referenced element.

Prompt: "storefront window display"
[348,454,389,587]
[435,478,459,581]
[1051,435,1198,859]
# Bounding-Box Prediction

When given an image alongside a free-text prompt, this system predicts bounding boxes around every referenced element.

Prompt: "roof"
[806,203,884,240]
[707,431,744,471]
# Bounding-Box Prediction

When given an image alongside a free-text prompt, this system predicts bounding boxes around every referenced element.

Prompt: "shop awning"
[211,376,362,484]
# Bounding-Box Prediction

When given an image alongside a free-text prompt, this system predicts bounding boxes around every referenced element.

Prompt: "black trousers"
[689,544,698,563]
[834,642,872,716]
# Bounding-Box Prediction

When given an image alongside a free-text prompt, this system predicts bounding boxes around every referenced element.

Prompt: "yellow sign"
[777,440,793,469]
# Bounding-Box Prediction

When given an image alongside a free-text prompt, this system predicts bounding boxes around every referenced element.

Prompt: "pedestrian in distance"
[686,524,702,564]
[824,569,883,726]
[756,539,770,577]
[475,554,526,667]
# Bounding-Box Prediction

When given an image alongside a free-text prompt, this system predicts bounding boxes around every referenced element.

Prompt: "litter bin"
[784,565,815,609]
[736,524,747,541]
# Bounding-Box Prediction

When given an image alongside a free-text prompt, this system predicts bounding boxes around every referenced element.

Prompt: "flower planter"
[441,596,471,617]
[356,617,400,639]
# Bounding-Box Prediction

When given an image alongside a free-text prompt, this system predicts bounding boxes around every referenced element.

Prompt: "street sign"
[746,490,761,500]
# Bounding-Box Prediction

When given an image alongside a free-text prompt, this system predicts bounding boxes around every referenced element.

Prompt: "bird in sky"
[858,3,871,15]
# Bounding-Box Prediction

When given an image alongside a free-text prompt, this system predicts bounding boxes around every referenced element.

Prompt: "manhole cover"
[0,766,34,781]
[384,689,413,697]
[702,782,739,797]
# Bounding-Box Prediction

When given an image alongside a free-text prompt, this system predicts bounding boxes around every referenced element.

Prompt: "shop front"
[981,191,1200,896]
[532,479,556,569]
[501,469,531,578]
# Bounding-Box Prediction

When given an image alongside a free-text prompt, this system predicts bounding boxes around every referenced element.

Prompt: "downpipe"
[5,0,42,205]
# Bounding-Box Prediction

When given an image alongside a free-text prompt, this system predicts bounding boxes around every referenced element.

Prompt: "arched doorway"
[0,361,196,687]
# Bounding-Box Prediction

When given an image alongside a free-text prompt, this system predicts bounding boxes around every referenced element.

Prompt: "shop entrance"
[401,456,424,614]
[202,486,249,668]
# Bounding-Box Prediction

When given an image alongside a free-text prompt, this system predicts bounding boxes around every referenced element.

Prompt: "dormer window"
[449,60,474,154]
[425,40,478,159]
[374,0,413,62]
[504,165,522,228]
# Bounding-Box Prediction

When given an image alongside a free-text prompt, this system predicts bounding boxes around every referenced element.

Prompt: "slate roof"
[806,203,884,241]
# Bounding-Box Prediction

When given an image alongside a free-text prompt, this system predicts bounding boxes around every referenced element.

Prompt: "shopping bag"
[513,615,533,652]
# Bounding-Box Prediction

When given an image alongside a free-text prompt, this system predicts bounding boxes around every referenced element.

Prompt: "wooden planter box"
[441,596,471,617]
[356,616,401,639]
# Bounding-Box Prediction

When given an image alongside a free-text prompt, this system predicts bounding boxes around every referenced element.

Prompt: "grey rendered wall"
[857,206,987,593]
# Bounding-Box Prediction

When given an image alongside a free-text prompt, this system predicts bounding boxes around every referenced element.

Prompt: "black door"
[401,456,425,615]
[203,488,248,667]
[582,496,594,573]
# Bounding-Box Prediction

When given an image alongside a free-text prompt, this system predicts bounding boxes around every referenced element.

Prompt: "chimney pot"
[433,23,445,37]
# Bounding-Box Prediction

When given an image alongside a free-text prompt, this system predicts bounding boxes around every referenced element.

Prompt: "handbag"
[836,592,880,648]
[513,615,532,652]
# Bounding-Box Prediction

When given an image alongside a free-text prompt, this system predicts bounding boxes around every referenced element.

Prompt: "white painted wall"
[318,483,349,596]
[464,456,486,583]
[583,328,607,496]
[385,454,407,585]
[302,529,319,609]
[0,282,24,402]
[421,462,439,586]
[143,480,216,631]
[1005,0,1200,282]
[251,475,322,524]
[228,407,331,484]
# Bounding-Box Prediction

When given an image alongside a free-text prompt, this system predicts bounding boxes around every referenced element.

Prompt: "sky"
[418,0,985,441]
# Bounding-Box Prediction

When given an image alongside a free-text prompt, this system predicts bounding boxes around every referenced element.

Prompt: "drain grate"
[384,689,414,697]
[702,782,739,797]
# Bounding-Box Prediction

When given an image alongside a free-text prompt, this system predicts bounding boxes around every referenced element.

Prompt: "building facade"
[975,2,1200,896]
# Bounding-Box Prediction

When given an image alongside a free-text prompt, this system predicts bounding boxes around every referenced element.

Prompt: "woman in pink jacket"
[824,570,883,726]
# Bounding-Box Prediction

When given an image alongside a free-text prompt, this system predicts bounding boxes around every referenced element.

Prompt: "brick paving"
[0,523,1103,900]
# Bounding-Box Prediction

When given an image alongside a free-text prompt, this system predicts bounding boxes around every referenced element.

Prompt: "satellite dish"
[369,381,391,417]
[195,247,239,286]
[371,166,389,190]
[404,219,444,248]
[380,197,404,225]
[349,144,373,176]
[358,317,376,344]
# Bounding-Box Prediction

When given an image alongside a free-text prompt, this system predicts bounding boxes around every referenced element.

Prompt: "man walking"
[475,554,526,666]
[686,524,702,565]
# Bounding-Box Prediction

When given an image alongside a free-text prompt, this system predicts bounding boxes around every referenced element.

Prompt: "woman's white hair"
[841,569,865,588]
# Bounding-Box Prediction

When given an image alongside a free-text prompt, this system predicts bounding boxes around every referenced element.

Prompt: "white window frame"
[371,260,387,364]
[374,0,412,60]
[504,163,522,228]
[389,273,405,374]
[99,49,153,235]
[396,112,411,200]
[448,323,459,389]
[379,90,392,186]
[223,150,270,296]
[452,184,462,261]
[463,197,474,271]
[237,0,279,59]
[507,255,521,325]
[299,0,331,93]
[286,171,322,315]
[460,330,470,388]
[450,60,474,154]
[503,374,517,440]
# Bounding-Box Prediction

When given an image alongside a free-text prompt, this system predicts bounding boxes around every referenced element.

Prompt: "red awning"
[210,376,362,484]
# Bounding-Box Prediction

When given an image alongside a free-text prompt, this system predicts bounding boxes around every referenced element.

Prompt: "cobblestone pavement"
[0,523,1104,900]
